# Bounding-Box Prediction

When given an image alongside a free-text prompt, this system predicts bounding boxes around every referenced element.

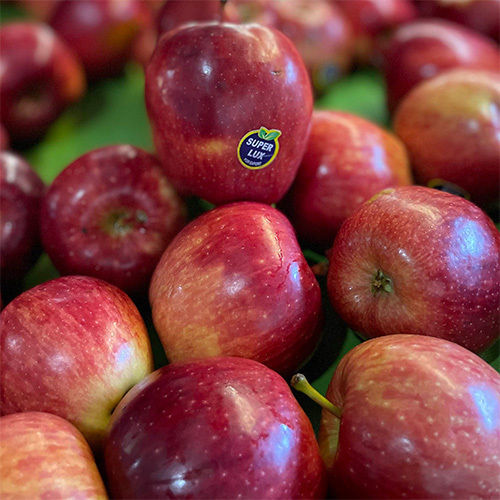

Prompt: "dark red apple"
[231,0,354,92]
[416,0,500,42]
[0,152,45,292]
[0,125,9,150]
[394,69,500,208]
[50,0,150,80]
[149,202,323,376]
[145,22,313,205]
[327,186,499,353]
[381,19,500,112]
[0,22,86,146]
[0,412,107,498]
[0,275,154,449]
[40,144,186,295]
[105,357,327,499]
[334,0,417,63]
[282,110,412,249]
[295,335,500,498]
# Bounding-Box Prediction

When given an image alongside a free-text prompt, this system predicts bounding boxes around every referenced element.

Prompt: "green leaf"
[264,130,281,141]
[258,127,268,139]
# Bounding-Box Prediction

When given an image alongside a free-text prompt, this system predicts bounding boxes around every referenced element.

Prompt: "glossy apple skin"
[416,0,500,42]
[105,357,327,499]
[145,22,313,205]
[0,275,154,450]
[0,152,45,292]
[50,0,150,80]
[150,202,323,376]
[394,69,500,208]
[0,22,85,146]
[40,145,186,295]
[0,412,107,499]
[382,19,500,112]
[282,111,412,249]
[327,186,500,353]
[318,335,500,498]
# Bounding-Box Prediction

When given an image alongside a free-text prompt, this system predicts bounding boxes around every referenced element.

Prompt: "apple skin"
[327,186,500,353]
[0,412,107,499]
[50,0,150,80]
[416,0,500,42]
[105,356,327,499]
[145,22,313,205]
[0,22,86,146]
[0,124,9,150]
[40,145,186,296]
[149,202,323,376]
[0,275,154,450]
[394,69,500,209]
[317,334,500,498]
[282,110,412,249]
[381,19,500,112]
[0,152,45,293]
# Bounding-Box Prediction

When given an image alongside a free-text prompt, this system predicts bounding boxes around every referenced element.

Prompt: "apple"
[293,334,500,498]
[149,202,323,376]
[105,356,327,499]
[0,275,154,450]
[231,0,354,93]
[282,110,412,249]
[0,22,86,146]
[17,0,61,20]
[0,412,107,498]
[145,22,313,205]
[327,186,500,353]
[0,151,45,296]
[0,125,9,150]
[334,0,417,63]
[49,0,150,80]
[40,144,186,296]
[381,19,500,112]
[416,0,500,42]
[394,69,500,209]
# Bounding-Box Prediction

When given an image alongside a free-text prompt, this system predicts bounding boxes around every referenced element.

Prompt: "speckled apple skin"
[0,412,107,499]
[318,335,500,498]
[0,152,45,287]
[0,276,154,450]
[282,110,412,248]
[145,22,313,205]
[394,69,500,208]
[149,202,323,376]
[382,19,500,112]
[327,186,500,353]
[105,357,327,499]
[40,145,186,295]
[0,22,85,145]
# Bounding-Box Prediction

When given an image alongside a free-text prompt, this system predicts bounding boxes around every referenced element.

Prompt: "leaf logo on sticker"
[237,126,282,170]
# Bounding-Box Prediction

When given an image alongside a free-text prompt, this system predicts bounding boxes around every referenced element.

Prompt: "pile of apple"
[1,0,500,498]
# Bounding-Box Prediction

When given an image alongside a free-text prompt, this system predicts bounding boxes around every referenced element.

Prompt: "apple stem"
[290,374,342,418]
[371,269,393,295]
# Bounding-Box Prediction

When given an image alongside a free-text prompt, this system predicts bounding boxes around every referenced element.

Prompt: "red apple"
[149,202,323,376]
[0,152,45,294]
[327,186,499,353]
[0,275,154,449]
[334,0,417,63]
[416,0,500,42]
[17,0,61,20]
[307,335,500,498]
[381,19,500,112]
[0,412,107,498]
[145,22,313,205]
[0,125,9,150]
[282,110,412,249]
[40,144,186,295]
[105,357,327,499]
[0,22,86,146]
[49,0,150,80]
[394,69,500,209]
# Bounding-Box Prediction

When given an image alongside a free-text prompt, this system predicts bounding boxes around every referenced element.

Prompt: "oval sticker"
[237,126,281,170]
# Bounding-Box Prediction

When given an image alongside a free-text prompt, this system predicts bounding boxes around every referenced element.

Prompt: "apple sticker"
[237,126,281,170]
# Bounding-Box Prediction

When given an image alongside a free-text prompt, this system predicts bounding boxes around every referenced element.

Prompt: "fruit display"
[0,1,498,498]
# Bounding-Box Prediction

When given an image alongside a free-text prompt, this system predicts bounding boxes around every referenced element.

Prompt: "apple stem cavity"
[291,374,341,418]
[371,269,393,295]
